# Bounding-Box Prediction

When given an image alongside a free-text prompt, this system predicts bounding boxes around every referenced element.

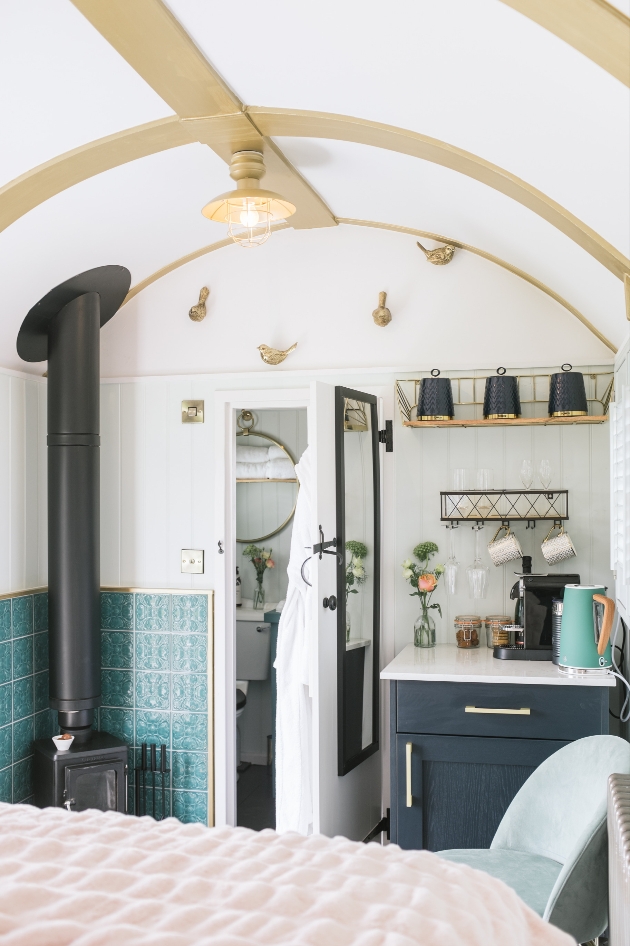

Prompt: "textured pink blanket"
[0,803,574,945]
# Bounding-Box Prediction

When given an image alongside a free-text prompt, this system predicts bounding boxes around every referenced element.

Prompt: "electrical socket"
[181,549,204,574]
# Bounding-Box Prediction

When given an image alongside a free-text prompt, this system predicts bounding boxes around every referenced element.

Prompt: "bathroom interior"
[0,2,629,943]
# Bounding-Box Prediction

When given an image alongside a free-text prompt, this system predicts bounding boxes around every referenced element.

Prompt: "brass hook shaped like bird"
[189,287,210,321]
[258,342,298,365]
[417,241,455,266]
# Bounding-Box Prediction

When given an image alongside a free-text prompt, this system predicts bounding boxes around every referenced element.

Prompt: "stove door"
[64,760,125,812]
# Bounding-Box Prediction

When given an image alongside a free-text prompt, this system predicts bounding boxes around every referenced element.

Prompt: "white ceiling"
[0,0,172,188]
[0,0,628,375]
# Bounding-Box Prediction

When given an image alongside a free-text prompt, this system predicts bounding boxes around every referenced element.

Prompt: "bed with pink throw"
[0,803,573,946]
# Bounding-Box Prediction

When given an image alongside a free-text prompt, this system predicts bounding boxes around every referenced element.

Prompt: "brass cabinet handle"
[465,705,530,715]
[406,741,413,807]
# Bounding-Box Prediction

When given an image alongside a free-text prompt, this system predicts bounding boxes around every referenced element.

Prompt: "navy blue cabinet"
[390,680,609,851]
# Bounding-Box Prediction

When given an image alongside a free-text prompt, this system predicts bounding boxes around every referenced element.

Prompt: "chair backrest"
[491,735,630,864]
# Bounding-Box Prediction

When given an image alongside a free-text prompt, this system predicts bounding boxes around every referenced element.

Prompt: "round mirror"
[235,413,299,543]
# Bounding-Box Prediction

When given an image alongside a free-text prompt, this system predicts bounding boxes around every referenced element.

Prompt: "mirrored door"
[335,387,380,775]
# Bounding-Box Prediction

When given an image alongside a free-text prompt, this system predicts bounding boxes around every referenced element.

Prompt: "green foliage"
[345,540,368,559]
[413,541,439,564]
[345,539,368,602]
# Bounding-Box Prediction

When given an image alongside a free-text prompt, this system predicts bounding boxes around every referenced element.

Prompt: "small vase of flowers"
[402,541,443,648]
[345,540,368,642]
[242,544,275,610]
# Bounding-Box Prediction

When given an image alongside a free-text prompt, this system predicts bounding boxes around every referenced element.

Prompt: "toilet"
[235,621,271,772]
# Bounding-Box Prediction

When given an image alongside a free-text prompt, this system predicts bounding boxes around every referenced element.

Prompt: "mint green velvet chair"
[438,735,630,944]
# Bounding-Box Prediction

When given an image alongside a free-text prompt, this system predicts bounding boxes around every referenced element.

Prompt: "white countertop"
[346,638,371,652]
[380,644,616,687]
[236,606,277,622]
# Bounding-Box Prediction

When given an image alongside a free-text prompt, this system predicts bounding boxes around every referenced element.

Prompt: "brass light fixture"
[202,151,296,247]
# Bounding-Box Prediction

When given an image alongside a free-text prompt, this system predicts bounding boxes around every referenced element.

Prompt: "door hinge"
[378,421,393,452]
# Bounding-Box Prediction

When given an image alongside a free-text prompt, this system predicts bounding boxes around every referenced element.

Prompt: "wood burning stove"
[17,266,131,813]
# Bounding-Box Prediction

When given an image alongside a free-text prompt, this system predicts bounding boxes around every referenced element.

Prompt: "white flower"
[402,568,414,580]
[261,550,271,560]
[352,565,365,579]
[402,559,413,569]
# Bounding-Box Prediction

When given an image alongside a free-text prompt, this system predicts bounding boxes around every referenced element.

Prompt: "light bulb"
[239,206,260,228]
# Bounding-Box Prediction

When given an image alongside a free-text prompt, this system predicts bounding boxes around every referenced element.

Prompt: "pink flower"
[266,559,275,568]
[418,573,437,592]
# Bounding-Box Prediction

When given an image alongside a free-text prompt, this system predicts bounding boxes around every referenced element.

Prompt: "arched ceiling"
[0,0,628,375]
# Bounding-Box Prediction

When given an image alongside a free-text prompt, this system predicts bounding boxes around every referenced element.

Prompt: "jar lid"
[484,614,512,625]
[454,614,482,625]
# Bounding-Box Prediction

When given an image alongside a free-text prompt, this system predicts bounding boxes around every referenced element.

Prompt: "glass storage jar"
[455,614,482,648]
[485,615,512,648]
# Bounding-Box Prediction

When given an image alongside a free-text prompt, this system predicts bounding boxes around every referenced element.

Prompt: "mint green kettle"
[559,584,614,672]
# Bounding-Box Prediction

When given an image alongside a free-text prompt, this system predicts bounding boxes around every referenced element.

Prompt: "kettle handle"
[593,594,615,655]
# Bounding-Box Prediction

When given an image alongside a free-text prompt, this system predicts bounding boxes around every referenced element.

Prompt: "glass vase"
[414,608,436,648]
[345,610,351,643]
[253,581,265,610]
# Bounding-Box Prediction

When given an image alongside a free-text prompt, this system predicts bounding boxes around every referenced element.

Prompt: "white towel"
[236,445,270,463]
[236,458,295,479]
[274,446,313,835]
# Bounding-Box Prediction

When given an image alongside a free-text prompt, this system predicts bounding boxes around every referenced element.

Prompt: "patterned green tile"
[0,643,12,685]
[33,672,48,714]
[101,631,133,669]
[34,710,56,741]
[33,632,49,674]
[171,713,207,752]
[100,593,133,630]
[172,790,207,824]
[0,684,11,728]
[135,711,170,746]
[0,766,11,803]
[99,708,133,744]
[136,633,169,672]
[171,635,207,674]
[13,677,33,720]
[172,674,207,713]
[0,725,12,770]
[172,595,208,634]
[136,672,170,710]
[33,593,48,633]
[101,670,134,708]
[13,757,33,803]
[171,751,207,792]
[0,601,11,643]
[12,636,33,680]
[12,716,34,761]
[11,597,33,638]
[135,595,170,632]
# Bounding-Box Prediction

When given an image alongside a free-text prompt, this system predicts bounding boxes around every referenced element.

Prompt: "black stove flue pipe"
[17,267,131,733]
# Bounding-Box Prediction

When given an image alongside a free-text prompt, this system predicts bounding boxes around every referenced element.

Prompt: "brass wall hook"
[189,287,209,321]
[417,241,455,265]
[372,291,392,326]
[258,342,297,365]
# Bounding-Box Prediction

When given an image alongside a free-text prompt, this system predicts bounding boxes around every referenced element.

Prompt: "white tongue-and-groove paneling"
[99,225,613,380]
[0,370,47,595]
[0,143,227,375]
[166,0,629,247]
[0,0,173,187]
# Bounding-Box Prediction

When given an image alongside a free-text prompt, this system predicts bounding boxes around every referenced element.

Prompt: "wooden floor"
[237,764,275,831]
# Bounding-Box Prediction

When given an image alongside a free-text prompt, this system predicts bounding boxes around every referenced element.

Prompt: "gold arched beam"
[499,0,630,86]
[247,107,630,283]
[119,216,616,353]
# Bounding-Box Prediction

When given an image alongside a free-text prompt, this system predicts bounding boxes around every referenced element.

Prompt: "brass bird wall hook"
[372,291,392,326]
[189,287,210,321]
[258,342,298,365]
[417,241,455,266]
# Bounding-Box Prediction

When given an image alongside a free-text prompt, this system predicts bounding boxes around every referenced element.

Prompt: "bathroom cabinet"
[382,645,613,851]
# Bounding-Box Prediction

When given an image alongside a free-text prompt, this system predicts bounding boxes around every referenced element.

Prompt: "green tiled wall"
[0,592,55,805]
[0,590,210,825]
[98,592,210,824]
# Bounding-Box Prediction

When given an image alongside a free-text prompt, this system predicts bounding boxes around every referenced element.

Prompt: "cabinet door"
[394,733,568,851]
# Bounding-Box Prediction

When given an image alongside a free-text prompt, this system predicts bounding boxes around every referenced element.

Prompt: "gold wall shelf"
[404,415,608,429]
[236,478,298,483]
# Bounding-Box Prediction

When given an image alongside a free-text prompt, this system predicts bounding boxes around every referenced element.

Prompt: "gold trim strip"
[0,586,47,601]
[419,415,452,421]
[486,413,519,419]
[551,410,588,416]
[499,0,630,87]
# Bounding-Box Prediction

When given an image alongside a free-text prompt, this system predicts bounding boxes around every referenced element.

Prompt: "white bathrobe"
[274,446,313,835]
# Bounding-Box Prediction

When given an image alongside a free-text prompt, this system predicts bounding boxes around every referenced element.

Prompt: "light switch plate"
[181,549,204,573]
[182,400,204,423]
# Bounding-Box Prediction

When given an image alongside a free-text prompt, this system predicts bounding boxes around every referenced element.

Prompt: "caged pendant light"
[202,151,296,247]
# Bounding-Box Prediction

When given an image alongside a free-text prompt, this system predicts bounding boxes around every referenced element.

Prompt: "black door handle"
[323,595,337,611]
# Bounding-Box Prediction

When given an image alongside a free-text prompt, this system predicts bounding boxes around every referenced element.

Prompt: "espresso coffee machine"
[494,560,580,660]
